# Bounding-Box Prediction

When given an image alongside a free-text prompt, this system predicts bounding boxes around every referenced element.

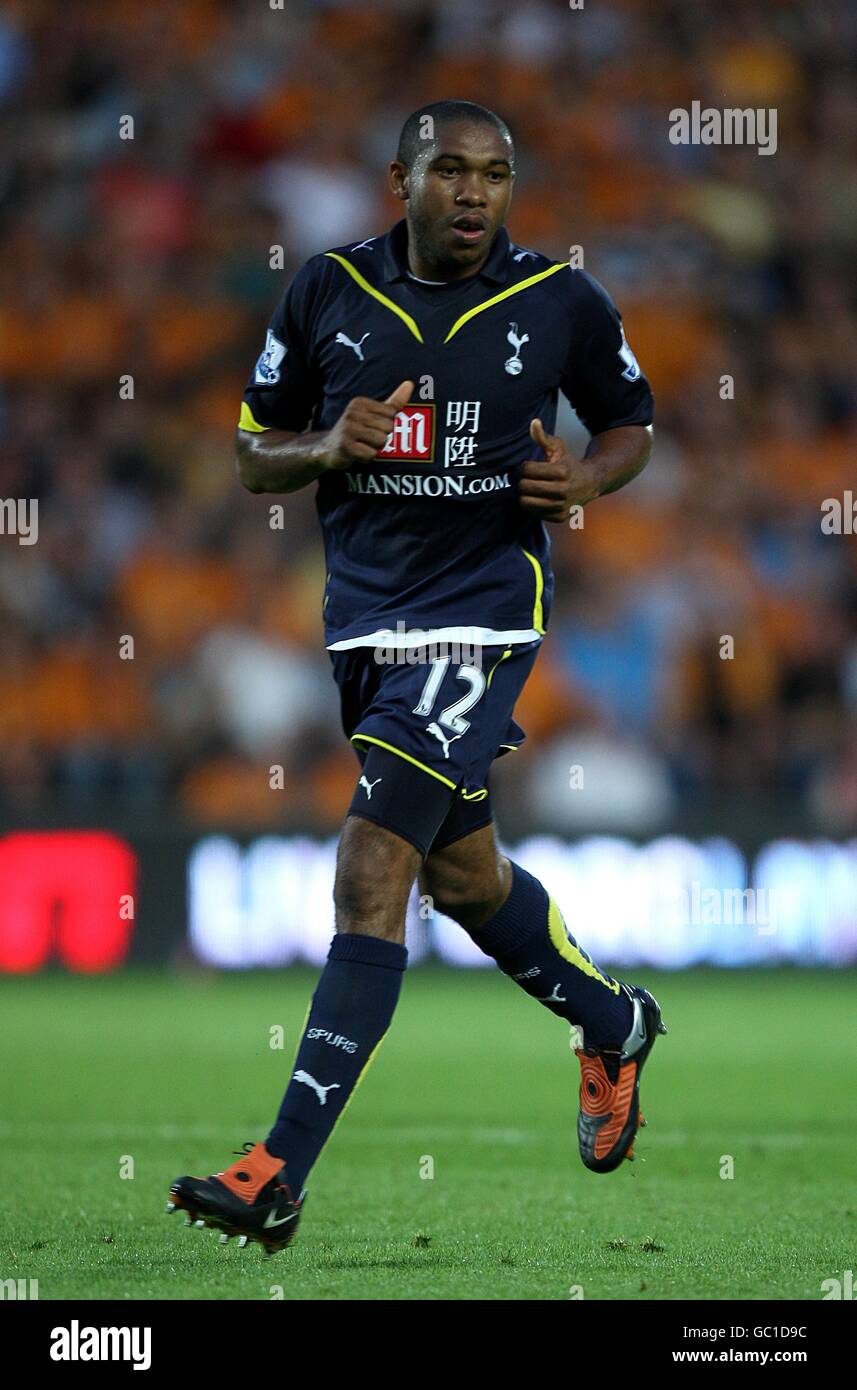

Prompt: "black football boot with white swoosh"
[167,1142,306,1255]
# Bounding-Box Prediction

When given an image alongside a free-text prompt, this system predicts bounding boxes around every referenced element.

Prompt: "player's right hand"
[321,381,414,469]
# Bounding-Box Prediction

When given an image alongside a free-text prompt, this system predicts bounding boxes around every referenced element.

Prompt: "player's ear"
[389,161,409,201]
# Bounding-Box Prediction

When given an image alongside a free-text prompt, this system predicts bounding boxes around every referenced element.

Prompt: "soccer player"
[168,100,665,1253]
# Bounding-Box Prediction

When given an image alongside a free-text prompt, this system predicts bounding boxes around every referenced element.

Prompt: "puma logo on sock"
[294,1070,341,1106]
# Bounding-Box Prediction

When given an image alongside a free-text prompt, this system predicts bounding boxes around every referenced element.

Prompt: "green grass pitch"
[2,967,854,1301]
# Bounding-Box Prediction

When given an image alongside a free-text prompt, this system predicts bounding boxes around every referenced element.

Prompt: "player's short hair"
[396,100,514,168]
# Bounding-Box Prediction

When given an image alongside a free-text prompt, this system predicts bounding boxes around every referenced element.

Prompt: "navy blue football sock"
[265,933,407,1192]
[466,862,633,1046]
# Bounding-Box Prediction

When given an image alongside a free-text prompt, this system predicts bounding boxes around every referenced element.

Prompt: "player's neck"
[406,229,493,284]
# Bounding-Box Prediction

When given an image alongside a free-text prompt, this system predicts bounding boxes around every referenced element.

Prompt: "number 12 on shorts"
[412,656,486,735]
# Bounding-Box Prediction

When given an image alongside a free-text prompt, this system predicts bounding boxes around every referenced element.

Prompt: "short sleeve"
[560,271,654,436]
[239,260,325,433]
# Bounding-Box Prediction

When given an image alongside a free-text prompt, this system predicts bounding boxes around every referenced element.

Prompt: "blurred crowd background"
[2,0,856,837]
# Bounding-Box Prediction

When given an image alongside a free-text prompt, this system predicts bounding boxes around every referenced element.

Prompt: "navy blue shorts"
[330,640,540,857]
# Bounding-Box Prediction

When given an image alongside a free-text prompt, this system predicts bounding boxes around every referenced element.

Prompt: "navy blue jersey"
[240,220,653,650]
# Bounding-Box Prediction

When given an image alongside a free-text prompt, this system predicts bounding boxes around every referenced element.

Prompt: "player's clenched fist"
[322,380,414,468]
[518,417,601,522]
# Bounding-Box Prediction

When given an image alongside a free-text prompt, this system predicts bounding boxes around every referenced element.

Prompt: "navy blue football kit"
[240,219,654,854]
[166,218,662,1243]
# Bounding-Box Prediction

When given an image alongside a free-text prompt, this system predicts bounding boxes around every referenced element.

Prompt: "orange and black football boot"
[574,983,667,1173]
[167,1142,305,1255]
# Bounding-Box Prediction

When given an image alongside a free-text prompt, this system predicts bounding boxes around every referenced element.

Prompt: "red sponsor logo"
[377,404,435,462]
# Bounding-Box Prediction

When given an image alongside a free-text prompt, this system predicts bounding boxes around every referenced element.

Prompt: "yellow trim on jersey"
[350,734,456,790]
[238,401,270,432]
[521,548,546,634]
[324,253,567,348]
[325,253,424,343]
[443,262,568,343]
[547,897,620,994]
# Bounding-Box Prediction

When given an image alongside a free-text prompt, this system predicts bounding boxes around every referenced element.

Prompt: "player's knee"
[422,854,509,931]
[334,815,420,942]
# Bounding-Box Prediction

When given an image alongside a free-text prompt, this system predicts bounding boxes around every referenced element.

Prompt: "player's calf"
[421,827,510,931]
[427,836,632,1044]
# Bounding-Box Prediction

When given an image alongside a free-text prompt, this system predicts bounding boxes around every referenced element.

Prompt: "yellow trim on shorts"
[350,734,457,790]
[352,733,489,802]
[486,646,512,688]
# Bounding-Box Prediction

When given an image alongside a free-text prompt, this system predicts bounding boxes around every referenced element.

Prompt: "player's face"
[392,121,515,277]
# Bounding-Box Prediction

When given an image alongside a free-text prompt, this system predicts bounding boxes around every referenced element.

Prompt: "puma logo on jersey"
[537,983,567,1004]
[512,247,538,262]
[351,238,377,252]
[504,322,529,376]
[359,774,382,800]
[426,722,463,759]
[336,331,371,361]
[294,1070,341,1106]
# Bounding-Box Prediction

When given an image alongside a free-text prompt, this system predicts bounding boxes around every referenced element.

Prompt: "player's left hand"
[518,419,601,522]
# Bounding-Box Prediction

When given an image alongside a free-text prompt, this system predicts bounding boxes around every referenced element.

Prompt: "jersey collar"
[382,219,512,287]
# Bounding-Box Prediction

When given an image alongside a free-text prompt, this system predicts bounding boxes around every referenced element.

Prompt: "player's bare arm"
[235,380,414,493]
[519,420,653,522]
